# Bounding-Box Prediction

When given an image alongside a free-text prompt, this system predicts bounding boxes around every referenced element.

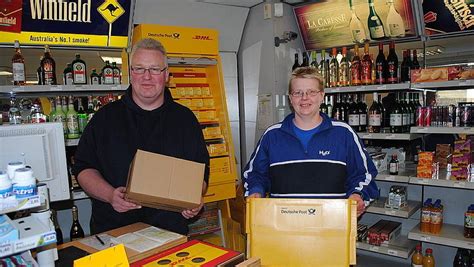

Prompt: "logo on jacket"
[319,150,330,156]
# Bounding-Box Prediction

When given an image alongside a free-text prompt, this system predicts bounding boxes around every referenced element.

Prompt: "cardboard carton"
[125,150,205,212]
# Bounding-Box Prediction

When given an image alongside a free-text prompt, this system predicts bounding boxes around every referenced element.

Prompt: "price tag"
[0,243,13,257]
[387,249,398,256]
[453,181,466,188]
[376,85,387,90]
[420,235,431,242]
[385,134,396,139]
[385,210,397,215]
[51,86,63,91]
[417,178,428,184]
[331,88,340,93]
[29,196,40,205]
[417,127,428,133]
[459,80,468,86]
[369,246,379,252]
[385,175,395,181]
[364,134,373,138]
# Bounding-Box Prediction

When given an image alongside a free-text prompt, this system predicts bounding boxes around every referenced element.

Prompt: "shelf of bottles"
[325,83,411,94]
[376,164,416,183]
[366,197,421,218]
[0,85,127,95]
[357,236,417,259]
[358,132,420,140]
[410,127,474,135]
[408,223,474,250]
[412,79,474,90]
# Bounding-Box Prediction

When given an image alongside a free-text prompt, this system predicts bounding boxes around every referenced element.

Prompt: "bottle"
[367,0,386,40]
[358,94,368,132]
[90,69,101,85]
[361,42,372,85]
[368,92,382,133]
[37,58,44,85]
[86,96,95,122]
[54,96,67,136]
[66,96,79,139]
[112,62,121,84]
[62,96,68,113]
[386,0,406,37]
[63,63,73,85]
[375,42,387,84]
[351,44,362,86]
[464,204,474,238]
[70,205,85,241]
[329,48,339,87]
[30,102,46,123]
[310,51,318,69]
[41,45,57,85]
[401,50,413,82]
[51,209,64,245]
[327,96,333,118]
[319,50,329,88]
[339,47,350,87]
[420,198,433,233]
[333,95,342,120]
[453,248,466,267]
[8,93,22,124]
[349,0,367,43]
[411,244,423,267]
[72,54,87,85]
[102,61,114,85]
[292,53,300,71]
[430,199,443,234]
[301,52,309,67]
[49,98,57,123]
[389,154,399,175]
[387,41,399,84]
[412,50,421,69]
[320,97,328,114]
[348,95,360,131]
[12,40,26,86]
[422,248,435,267]
[77,99,87,134]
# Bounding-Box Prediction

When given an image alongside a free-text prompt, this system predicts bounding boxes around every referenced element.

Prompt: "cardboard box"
[125,149,205,212]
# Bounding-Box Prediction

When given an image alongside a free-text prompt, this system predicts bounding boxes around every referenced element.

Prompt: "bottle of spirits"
[375,42,387,84]
[102,61,114,85]
[12,40,26,86]
[51,209,64,245]
[72,54,87,85]
[361,42,372,85]
[301,52,309,67]
[41,45,57,85]
[319,50,329,88]
[412,49,420,69]
[326,96,333,118]
[310,51,318,69]
[49,98,57,122]
[8,93,22,124]
[378,94,387,129]
[401,50,413,82]
[70,205,85,241]
[86,96,95,122]
[292,53,300,71]
[320,97,328,114]
[333,95,342,120]
[66,96,79,139]
[367,0,386,40]
[390,93,403,133]
[63,64,73,85]
[358,94,368,132]
[351,44,362,86]
[339,47,350,87]
[329,48,339,87]
[386,0,405,37]
[386,41,399,84]
[368,92,382,133]
[77,99,87,134]
[349,0,367,43]
[389,154,399,175]
[90,69,101,85]
[112,62,121,84]
[55,96,67,136]
[37,58,44,85]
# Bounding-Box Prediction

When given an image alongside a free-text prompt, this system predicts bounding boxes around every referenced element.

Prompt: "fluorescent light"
[100,56,122,65]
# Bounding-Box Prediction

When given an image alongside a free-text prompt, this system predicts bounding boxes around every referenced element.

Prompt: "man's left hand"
[349,193,365,217]
[182,201,204,219]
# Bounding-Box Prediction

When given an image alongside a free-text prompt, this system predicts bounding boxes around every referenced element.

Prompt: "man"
[243,67,378,216]
[73,38,209,234]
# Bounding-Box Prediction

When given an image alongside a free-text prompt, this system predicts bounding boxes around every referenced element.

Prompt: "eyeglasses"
[290,89,322,98]
[131,66,168,75]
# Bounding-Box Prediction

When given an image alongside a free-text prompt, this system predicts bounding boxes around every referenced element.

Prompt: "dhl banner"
[0,0,131,47]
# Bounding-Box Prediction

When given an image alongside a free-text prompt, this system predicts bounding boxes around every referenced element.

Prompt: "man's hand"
[182,201,204,219]
[109,187,141,213]
[349,193,365,217]
[247,193,262,198]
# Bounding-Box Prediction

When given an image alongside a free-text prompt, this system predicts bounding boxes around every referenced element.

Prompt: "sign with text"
[0,0,131,47]
[423,0,474,35]
[294,0,417,50]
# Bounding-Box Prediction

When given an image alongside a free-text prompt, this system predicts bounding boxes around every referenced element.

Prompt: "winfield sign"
[0,0,131,48]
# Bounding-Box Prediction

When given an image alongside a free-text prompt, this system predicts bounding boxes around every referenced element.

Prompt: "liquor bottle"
[361,42,372,85]
[333,94,342,120]
[319,50,329,88]
[368,92,382,133]
[329,48,339,87]
[90,69,101,85]
[66,96,79,139]
[386,41,398,84]
[70,205,85,241]
[63,64,73,85]
[389,154,399,175]
[8,93,22,124]
[301,52,309,67]
[55,96,67,136]
[386,0,405,37]
[320,98,328,114]
[401,50,413,82]
[51,209,64,245]
[349,0,367,43]
[30,102,47,123]
[375,42,387,84]
[112,62,121,84]
[61,96,68,113]
[86,96,95,122]
[412,49,420,69]
[292,53,300,71]
[408,93,416,126]
[12,40,26,86]
[390,94,403,133]
[367,0,386,40]
[341,94,350,123]
[339,47,350,87]
[351,44,362,86]
[49,98,57,122]
[326,96,333,118]
[400,93,409,132]
[453,248,466,267]
[102,61,114,85]
[41,45,57,85]
[411,244,423,267]
[464,204,474,238]
[310,51,318,69]
[422,248,435,267]
[348,95,360,131]
[37,58,44,85]
[358,94,368,132]
[77,99,87,134]
[72,54,87,85]
[378,94,387,129]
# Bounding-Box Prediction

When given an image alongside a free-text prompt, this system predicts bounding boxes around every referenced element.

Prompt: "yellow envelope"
[74,244,129,267]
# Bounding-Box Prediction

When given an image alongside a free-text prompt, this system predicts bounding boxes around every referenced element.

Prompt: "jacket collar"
[280,112,333,136]
[122,85,174,115]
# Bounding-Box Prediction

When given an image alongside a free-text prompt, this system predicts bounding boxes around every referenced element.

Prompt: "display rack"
[410,127,474,135]
[358,133,421,141]
[366,198,421,218]
[408,223,474,250]
[0,195,41,214]
[324,83,411,94]
[357,236,417,259]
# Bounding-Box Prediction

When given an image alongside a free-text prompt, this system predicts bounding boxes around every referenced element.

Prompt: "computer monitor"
[0,122,70,202]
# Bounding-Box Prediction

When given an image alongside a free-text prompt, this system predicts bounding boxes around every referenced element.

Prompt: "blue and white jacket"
[243,112,379,201]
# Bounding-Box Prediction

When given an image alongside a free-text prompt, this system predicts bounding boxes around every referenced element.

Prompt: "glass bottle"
[77,99,87,134]
[348,95,360,131]
[464,204,474,238]
[367,0,386,40]
[412,50,420,69]
[102,61,114,85]
[326,96,333,118]
[86,96,95,122]
[90,69,101,85]
[63,63,73,85]
[351,44,362,86]
[389,154,399,175]
[329,48,339,87]
[66,96,79,139]
[51,209,64,245]
[375,42,387,84]
[361,42,372,85]
[401,50,412,82]
[339,47,350,87]
[411,244,423,267]
[390,94,403,133]
[41,45,57,85]
[72,54,87,85]
[319,50,329,88]
[37,57,44,85]
[310,51,318,69]
[349,0,367,43]
[54,96,67,136]
[49,98,57,123]
[112,62,121,84]
[320,97,328,115]
[70,205,85,241]
[301,52,309,67]
[12,40,26,86]
[8,93,22,124]
[358,94,368,132]
[386,0,405,37]
[292,53,300,71]
[386,41,399,84]
[368,92,382,133]
[422,248,435,267]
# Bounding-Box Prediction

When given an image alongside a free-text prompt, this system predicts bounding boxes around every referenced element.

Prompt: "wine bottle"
[41,45,57,85]
[327,96,333,118]
[70,205,85,241]
[341,94,350,123]
[390,93,403,133]
[379,93,387,129]
[310,51,319,69]
[329,48,339,87]
[63,64,73,85]
[375,42,387,84]
[358,94,368,132]
[368,92,382,133]
[386,41,398,84]
[51,209,64,245]
[349,0,367,43]
[351,44,362,86]
[12,40,26,86]
[401,49,413,82]
[292,53,300,71]
[320,97,328,114]
[333,94,342,120]
[72,54,87,85]
[412,49,420,69]
[367,0,386,40]
[361,42,372,85]
[348,94,360,131]
[339,47,350,87]
[386,0,405,37]
[301,52,309,67]
[319,50,329,88]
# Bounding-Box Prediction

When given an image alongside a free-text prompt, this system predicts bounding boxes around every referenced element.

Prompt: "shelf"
[356,236,417,259]
[408,223,474,250]
[409,177,474,190]
[412,79,474,89]
[410,126,474,135]
[324,83,411,94]
[358,132,421,140]
[71,190,89,200]
[366,197,421,218]
[376,164,416,183]
[65,138,80,146]
[0,195,41,214]
[0,84,127,93]
[0,216,56,258]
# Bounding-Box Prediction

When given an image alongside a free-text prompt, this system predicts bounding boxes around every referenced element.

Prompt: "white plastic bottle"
[0,171,13,199]
[12,167,37,198]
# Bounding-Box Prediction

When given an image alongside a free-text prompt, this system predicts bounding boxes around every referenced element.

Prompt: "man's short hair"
[131,38,168,65]
[288,66,324,94]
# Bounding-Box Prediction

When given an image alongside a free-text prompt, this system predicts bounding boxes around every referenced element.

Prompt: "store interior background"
[2,0,474,265]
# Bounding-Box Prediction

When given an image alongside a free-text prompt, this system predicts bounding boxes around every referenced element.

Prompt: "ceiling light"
[100,56,122,65]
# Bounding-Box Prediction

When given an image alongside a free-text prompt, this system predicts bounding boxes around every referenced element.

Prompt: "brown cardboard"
[125,149,205,212]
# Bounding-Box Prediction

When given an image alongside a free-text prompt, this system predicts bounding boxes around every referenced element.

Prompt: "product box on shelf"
[367,220,402,246]
[435,144,452,169]
[125,150,205,212]
[0,215,19,244]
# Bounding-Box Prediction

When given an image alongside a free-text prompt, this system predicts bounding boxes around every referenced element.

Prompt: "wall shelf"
[412,80,474,90]
[357,236,417,259]
[0,195,41,214]
[408,223,474,250]
[358,132,421,141]
[410,127,474,135]
[409,177,474,190]
[324,83,411,94]
[366,198,421,218]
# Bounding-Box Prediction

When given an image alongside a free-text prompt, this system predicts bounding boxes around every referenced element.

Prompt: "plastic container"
[411,244,423,267]
[12,167,37,198]
[420,198,432,233]
[423,248,435,267]
[6,161,25,180]
[465,204,474,238]
[0,171,12,199]
[430,199,443,234]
